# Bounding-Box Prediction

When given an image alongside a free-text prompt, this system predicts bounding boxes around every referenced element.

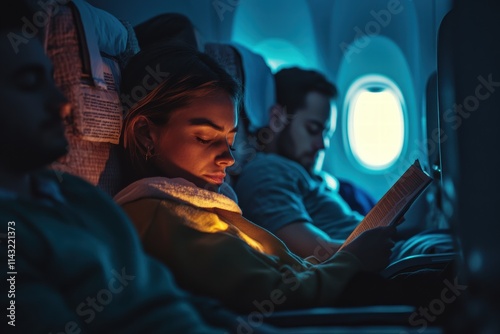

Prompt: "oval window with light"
[347,84,405,170]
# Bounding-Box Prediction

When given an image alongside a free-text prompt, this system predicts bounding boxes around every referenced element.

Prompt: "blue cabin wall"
[87,0,454,232]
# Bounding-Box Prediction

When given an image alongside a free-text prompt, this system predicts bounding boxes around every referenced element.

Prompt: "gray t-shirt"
[234,153,363,240]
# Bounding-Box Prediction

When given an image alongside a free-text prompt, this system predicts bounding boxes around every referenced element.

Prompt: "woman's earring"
[145,146,153,161]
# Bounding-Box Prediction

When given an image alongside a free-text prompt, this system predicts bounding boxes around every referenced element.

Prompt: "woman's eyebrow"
[189,117,237,133]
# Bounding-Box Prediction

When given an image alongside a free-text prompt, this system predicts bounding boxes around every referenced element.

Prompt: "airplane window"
[347,85,405,170]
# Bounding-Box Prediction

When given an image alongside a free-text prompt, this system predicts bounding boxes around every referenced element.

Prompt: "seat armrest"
[263,305,416,327]
[382,253,456,278]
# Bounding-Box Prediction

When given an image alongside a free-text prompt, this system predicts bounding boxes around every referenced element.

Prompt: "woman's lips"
[204,173,226,185]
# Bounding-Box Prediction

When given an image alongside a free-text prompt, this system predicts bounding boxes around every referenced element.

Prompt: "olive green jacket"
[115,177,364,312]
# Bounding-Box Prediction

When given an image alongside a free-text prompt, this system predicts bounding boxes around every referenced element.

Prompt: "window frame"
[342,75,408,173]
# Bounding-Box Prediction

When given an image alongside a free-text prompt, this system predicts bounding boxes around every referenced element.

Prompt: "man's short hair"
[274,67,337,114]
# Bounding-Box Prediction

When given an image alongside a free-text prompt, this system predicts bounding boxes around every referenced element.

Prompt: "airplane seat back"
[434,11,460,230]
[205,43,276,187]
[134,12,201,51]
[44,1,139,196]
[424,71,458,230]
[443,1,500,331]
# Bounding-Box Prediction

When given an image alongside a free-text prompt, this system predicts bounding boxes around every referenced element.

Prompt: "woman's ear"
[133,115,158,150]
[269,104,288,132]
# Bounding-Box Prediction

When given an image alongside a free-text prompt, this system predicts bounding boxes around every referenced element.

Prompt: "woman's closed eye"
[196,136,212,145]
[195,133,237,151]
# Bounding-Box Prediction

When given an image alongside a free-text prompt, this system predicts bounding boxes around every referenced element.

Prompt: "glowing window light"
[347,88,405,170]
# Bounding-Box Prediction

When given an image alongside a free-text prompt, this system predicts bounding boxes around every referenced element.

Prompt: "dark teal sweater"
[0,170,226,334]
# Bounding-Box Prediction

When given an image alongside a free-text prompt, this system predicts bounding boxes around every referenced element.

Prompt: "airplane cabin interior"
[2,0,500,333]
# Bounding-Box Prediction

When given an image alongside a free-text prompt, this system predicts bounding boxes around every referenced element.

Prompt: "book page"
[339,160,432,250]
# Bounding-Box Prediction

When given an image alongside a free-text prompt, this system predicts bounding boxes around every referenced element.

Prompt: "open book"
[339,160,432,250]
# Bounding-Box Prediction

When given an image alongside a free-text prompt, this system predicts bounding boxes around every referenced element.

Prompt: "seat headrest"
[205,43,276,133]
[230,43,276,133]
[45,2,139,196]
[204,43,244,84]
[135,13,200,51]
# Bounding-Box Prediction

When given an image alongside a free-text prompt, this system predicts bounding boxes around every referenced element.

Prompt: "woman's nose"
[216,143,235,167]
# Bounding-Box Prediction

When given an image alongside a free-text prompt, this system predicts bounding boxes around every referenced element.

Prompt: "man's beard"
[276,126,315,173]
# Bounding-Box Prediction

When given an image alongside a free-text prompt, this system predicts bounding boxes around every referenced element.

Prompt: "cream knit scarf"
[113,177,241,213]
